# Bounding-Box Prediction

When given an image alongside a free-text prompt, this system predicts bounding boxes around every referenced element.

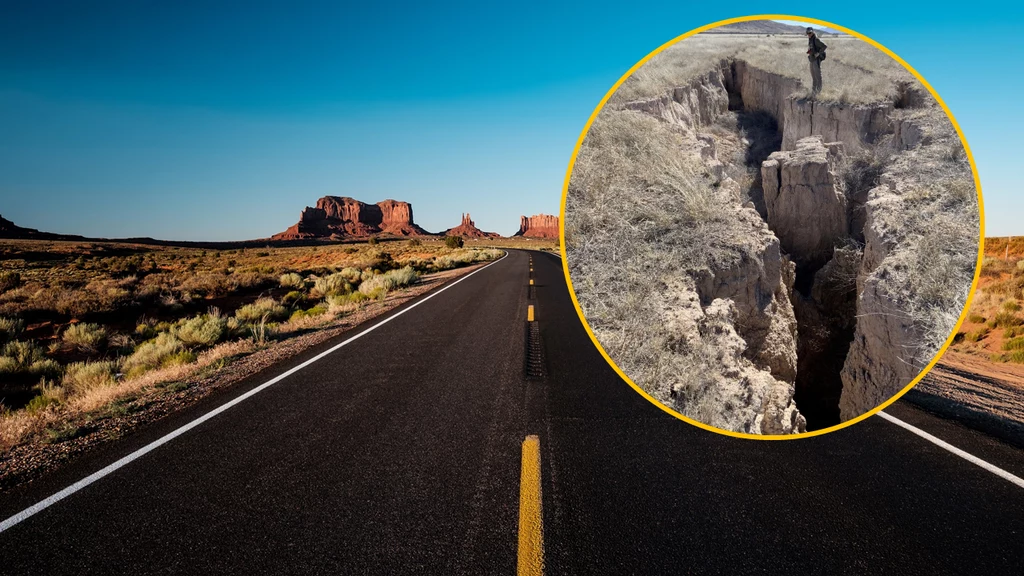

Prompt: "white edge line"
[878,411,1024,489]
[0,253,508,534]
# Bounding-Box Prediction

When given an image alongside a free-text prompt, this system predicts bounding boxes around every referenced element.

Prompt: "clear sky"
[0,1,1020,240]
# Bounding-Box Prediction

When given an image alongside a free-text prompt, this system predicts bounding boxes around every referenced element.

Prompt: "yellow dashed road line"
[518,435,544,576]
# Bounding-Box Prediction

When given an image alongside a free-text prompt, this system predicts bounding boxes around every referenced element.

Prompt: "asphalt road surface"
[1,250,1022,575]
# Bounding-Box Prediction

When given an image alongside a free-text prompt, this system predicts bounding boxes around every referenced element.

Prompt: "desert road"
[0,250,1022,574]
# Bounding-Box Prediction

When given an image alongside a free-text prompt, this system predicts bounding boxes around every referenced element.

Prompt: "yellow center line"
[527,305,535,322]
[518,435,544,576]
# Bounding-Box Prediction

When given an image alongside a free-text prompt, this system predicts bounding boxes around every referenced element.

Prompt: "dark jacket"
[808,34,827,60]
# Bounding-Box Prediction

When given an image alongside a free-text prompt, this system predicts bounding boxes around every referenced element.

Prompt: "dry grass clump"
[61,360,117,395]
[234,297,289,324]
[565,104,753,403]
[122,333,195,378]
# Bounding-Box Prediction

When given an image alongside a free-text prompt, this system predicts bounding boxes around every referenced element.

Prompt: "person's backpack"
[818,40,828,61]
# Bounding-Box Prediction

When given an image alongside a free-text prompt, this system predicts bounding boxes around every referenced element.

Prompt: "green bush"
[282,290,305,305]
[29,358,63,379]
[1,340,44,370]
[173,314,227,348]
[289,304,329,322]
[62,322,108,351]
[967,314,985,324]
[407,238,422,247]
[327,292,370,307]
[0,317,25,342]
[1005,300,1022,312]
[444,235,464,249]
[1003,337,1024,351]
[62,360,117,394]
[234,298,288,324]
[135,323,157,340]
[123,333,194,377]
[25,381,64,413]
[279,272,304,289]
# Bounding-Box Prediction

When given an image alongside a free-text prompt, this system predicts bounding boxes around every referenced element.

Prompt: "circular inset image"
[561,16,983,437]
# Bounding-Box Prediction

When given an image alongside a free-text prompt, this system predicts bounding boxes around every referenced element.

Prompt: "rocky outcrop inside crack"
[761,136,849,269]
[273,197,430,239]
[443,213,501,238]
[515,214,559,239]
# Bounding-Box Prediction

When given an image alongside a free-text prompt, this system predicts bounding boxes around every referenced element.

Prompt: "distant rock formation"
[442,213,501,238]
[273,197,430,239]
[514,214,559,239]
[0,214,80,241]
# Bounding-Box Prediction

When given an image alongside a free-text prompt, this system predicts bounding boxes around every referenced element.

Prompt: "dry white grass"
[611,34,917,106]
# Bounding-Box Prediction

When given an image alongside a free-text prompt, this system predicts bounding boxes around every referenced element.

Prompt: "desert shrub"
[0,271,21,293]
[282,290,305,305]
[981,257,1006,277]
[173,313,227,348]
[338,267,362,284]
[135,323,157,340]
[963,329,988,343]
[28,358,63,379]
[360,270,375,282]
[1004,326,1024,339]
[62,360,117,394]
[62,322,108,351]
[988,312,1022,329]
[327,292,369,308]
[407,238,422,247]
[1003,337,1024,351]
[444,236,464,249]
[1005,301,1022,312]
[234,298,288,324]
[123,333,194,377]
[279,273,304,289]
[25,380,65,413]
[367,237,378,246]
[289,304,328,322]
[1,340,44,370]
[433,256,456,270]
[0,316,24,342]
[967,314,985,324]
[313,274,354,297]
[358,266,419,297]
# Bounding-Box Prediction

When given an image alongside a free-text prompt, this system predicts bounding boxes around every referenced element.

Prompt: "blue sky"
[0,1,1020,239]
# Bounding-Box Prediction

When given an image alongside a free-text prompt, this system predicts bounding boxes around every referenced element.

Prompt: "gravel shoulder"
[910,351,1024,447]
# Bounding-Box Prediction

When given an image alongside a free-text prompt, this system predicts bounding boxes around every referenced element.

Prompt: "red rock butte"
[442,213,502,238]
[273,196,430,240]
[514,214,559,239]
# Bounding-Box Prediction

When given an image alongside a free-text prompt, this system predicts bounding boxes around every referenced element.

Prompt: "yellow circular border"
[558,14,986,440]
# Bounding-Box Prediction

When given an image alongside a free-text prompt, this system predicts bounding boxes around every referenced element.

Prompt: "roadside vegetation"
[0,238,502,451]
[953,248,1024,364]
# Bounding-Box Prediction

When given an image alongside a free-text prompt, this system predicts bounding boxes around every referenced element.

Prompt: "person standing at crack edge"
[806,26,827,96]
